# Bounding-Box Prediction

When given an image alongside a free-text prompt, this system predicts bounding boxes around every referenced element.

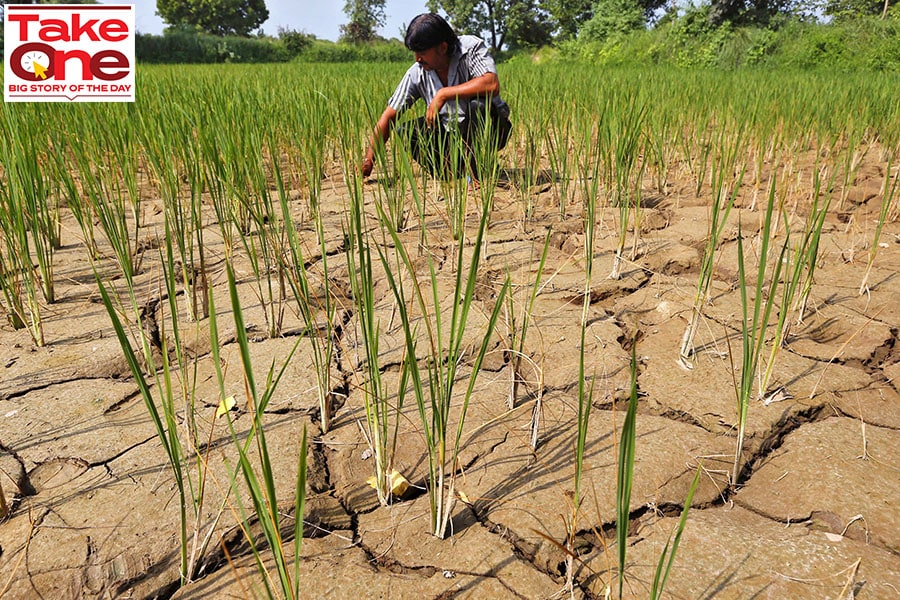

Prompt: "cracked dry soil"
[1,149,899,600]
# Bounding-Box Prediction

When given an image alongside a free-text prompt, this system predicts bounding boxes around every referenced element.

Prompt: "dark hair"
[404,13,460,55]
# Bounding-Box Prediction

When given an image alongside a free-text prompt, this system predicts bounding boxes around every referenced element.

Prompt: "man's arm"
[425,72,499,127]
[362,105,398,176]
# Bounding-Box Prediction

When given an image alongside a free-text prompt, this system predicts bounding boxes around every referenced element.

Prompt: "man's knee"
[463,99,511,150]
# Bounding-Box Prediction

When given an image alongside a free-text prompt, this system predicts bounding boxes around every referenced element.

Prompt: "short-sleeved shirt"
[387,35,509,130]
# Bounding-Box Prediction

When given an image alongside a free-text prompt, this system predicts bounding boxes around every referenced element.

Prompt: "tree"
[543,0,594,40]
[825,0,898,19]
[427,0,551,51]
[156,0,269,37]
[340,0,386,43]
[580,0,644,42]
[708,0,795,25]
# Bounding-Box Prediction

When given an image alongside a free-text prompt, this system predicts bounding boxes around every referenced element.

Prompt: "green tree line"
[1,0,897,69]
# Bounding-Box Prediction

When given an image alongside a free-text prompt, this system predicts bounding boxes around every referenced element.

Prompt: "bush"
[278,28,315,57]
[555,11,900,72]
[294,40,409,63]
[579,0,645,43]
[137,28,290,64]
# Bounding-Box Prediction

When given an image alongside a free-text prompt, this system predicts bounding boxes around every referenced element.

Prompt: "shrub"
[294,40,409,63]
[136,28,290,64]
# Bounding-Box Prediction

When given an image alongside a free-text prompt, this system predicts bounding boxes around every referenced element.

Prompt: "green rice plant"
[274,147,337,434]
[545,108,574,219]
[72,143,139,287]
[758,172,832,398]
[649,465,702,600]
[859,156,899,296]
[343,169,410,505]
[225,129,288,339]
[566,165,599,596]
[0,105,61,343]
[614,344,640,599]
[218,262,308,599]
[54,149,99,260]
[369,120,411,233]
[12,133,56,305]
[96,261,202,586]
[678,126,747,368]
[504,230,551,413]
[609,102,646,280]
[140,109,209,322]
[644,110,673,195]
[732,180,789,485]
[515,117,545,224]
[574,114,604,241]
[371,128,509,536]
[0,184,34,336]
[292,88,328,219]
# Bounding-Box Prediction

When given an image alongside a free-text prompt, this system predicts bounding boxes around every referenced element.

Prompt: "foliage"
[579,0,645,43]
[827,0,898,19]
[136,29,290,63]
[542,0,594,39]
[341,0,387,43]
[294,39,409,62]
[559,8,900,71]
[505,0,555,49]
[709,0,795,26]
[157,0,269,37]
[428,0,553,51]
[278,27,315,55]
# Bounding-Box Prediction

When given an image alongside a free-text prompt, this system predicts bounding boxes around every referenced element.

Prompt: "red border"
[6,5,133,10]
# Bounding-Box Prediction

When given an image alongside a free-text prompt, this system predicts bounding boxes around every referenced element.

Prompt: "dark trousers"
[398,98,512,179]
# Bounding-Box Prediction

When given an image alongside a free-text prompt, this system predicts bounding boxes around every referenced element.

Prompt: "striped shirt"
[387,35,508,130]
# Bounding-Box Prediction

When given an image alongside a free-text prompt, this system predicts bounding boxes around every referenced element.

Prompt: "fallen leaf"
[216,395,237,418]
[366,469,410,497]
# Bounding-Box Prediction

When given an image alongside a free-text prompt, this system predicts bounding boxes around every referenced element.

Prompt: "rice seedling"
[217,262,308,599]
[140,108,209,322]
[343,166,410,505]
[545,107,574,218]
[273,147,337,434]
[614,344,640,599]
[370,124,509,536]
[649,465,702,600]
[515,117,544,223]
[678,126,747,368]
[859,155,899,296]
[72,140,140,287]
[0,130,46,344]
[504,230,551,412]
[758,169,832,398]
[608,101,646,280]
[565,148,600,596]
[732,179,789,485]
[95,260,202,585]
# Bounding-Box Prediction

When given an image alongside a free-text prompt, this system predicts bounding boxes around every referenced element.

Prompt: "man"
[361,13,511,181]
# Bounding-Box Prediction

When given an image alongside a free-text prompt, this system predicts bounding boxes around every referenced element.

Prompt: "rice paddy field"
[1,62,899,599]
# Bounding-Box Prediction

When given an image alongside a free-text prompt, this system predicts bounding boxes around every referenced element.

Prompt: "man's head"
[405,13,460,57]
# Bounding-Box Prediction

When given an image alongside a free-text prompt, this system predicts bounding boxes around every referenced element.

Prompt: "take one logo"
[4,4,135,103]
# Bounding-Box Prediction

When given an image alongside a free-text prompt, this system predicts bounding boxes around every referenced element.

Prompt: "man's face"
[414,42,449,71]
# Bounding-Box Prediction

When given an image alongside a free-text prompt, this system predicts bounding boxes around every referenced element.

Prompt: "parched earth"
[0,154,898,599]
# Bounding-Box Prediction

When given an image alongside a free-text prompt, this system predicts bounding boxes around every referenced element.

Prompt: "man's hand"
[426,90,446,128]
[361,156,374,177]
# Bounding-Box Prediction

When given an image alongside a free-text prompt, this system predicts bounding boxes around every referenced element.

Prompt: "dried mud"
[1,152,898,599]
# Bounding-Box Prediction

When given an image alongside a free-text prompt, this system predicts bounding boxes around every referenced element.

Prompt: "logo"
[4,4,135,102]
